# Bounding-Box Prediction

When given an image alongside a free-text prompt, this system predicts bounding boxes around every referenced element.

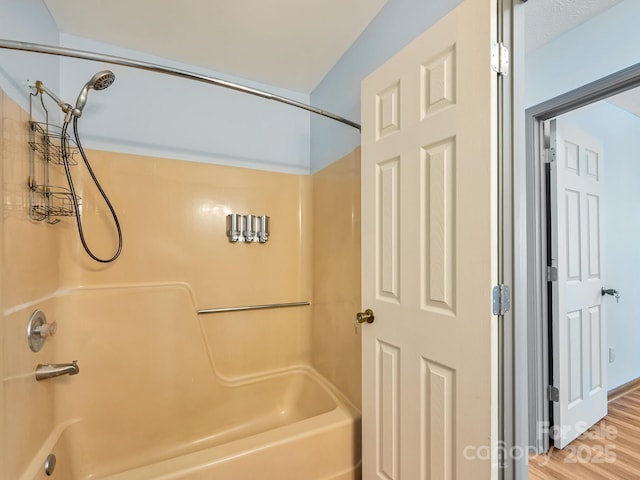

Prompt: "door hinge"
[546,266,558,282]
[546,146,556,164]
[492,284,511,316]
[547,385,560,403]
[491,42,509,76]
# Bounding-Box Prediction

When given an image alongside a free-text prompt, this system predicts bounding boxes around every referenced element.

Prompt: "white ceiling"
[43,0,388,93]
[43,0,634,112]
[524,0,623,52]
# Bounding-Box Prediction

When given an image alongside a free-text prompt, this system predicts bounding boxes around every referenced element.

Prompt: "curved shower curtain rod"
[0,39,361,130]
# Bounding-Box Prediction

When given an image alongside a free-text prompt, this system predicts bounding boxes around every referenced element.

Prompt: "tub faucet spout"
[35,360,79,381]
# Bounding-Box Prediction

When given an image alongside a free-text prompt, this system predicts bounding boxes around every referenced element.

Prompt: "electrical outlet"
[609,347,615,363]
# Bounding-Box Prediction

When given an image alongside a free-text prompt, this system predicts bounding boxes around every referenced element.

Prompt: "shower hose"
[61,118,123,263]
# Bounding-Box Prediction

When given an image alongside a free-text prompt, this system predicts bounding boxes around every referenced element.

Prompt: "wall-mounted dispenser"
[227,214,269,243]
[257,215,269,243]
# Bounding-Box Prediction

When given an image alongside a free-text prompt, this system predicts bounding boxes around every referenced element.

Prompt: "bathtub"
[23,369,360,480]
[18,285,361,480]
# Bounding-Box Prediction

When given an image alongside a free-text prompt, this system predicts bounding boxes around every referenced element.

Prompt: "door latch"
[601,287,620,303]
[354,309,375,334]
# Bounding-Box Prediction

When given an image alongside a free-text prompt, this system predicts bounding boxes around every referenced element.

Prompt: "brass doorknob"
[356,309,375,324]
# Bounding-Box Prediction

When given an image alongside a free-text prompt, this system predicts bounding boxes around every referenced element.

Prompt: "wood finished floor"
[529,390,640,479]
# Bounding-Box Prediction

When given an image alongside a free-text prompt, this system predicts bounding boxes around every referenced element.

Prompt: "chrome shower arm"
[33,80,73,116]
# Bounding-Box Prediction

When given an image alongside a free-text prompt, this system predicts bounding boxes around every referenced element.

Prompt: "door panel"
[378,157,401,302]
[422,138,456,314]
[378,341,400,478]
[361,1,498,478]
[550,119,607,449]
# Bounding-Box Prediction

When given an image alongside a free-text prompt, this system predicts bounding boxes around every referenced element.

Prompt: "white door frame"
[521,62,640,455]
[498,0,526,478]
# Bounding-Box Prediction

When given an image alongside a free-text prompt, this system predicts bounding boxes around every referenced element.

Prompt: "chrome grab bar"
[197,301,310,315]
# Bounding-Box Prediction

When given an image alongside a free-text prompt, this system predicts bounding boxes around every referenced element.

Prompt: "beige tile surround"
[1,88,361,478]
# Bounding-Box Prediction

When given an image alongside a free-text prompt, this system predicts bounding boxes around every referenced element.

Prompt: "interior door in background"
[549,118,607,449]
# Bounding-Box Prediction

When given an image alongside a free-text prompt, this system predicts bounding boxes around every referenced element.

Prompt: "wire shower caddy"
[27,92,80,224]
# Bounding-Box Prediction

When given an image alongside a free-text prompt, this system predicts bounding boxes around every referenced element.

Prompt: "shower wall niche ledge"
[27,95,80,224]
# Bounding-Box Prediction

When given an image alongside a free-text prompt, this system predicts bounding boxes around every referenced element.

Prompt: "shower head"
[73,70,115,118]
[91,71,116,91]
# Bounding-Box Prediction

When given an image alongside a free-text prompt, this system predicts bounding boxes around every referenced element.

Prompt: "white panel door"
[361,1,498,478]
[550,119,607,449]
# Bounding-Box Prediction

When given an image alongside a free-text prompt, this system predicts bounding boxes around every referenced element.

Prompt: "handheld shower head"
[73,70,115,118]
[90,71,116,91]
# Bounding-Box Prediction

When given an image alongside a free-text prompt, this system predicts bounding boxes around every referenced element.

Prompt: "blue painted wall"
[55,34,312,173]
[1,3,312,174]
[526,0,640,390]
[0,0,60,113]
[310,0,463,172]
